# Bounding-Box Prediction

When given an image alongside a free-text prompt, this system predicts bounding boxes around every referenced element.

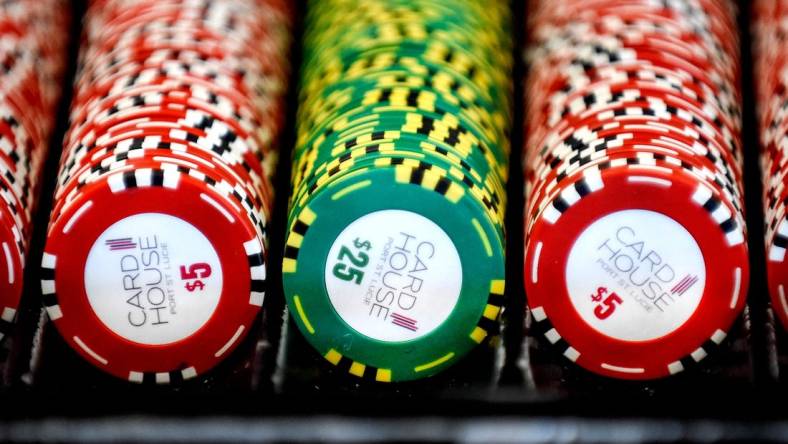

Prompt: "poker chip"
[282,0,512,382]
[0,1,70,342]
[753,0,788,331]
[523,0,749,379]
[41,0,293,383]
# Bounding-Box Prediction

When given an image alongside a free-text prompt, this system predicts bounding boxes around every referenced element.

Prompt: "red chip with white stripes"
[753,0,788,330]
[523,0,749,379]
[0,0,70,341]
[40,0,293,384]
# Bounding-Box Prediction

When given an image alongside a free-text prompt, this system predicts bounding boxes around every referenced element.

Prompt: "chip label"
[324,210,462,342]
[565,210,706,342]
[84,213,223,345]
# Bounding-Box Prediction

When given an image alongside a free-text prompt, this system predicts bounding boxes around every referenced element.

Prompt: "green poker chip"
[289,144,507,236]
[282,166,505,382]
[298,80,507,153]
[293,125,505,200]
[300,50,505,110]
[286,0,512,382]
[293,105,509,186]
[301,137,506,201]
[294,88,510,165]
[304,41,511,107]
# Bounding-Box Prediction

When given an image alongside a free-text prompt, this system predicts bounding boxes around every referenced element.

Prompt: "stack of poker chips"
[523,0,749,379]
[40,0,293,384]
[0,0,70,340]
[282,0,512,382]
[753,0,788,331]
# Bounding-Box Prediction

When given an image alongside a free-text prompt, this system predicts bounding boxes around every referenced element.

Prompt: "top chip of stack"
[753,0,788,330]
[40,0,293,384]
[0,0,70,341]
[522,0,749,379]
[282,0,512,382]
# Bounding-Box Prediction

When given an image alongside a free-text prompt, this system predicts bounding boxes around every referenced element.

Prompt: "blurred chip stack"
[753,0,788,331]
[0,0,70,341]
[40,0,293,384]
[282,0,512,382]
[523,0,749,379]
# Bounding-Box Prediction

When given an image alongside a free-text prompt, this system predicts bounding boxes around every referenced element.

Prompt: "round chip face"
[565,209,705,342]
[84,213,223,345]
[43,168,267,383]
[525,167,748,379]
[523,0,748,378]
[41,0,294,383]
[283,166,506,382]
[324,209,463,342]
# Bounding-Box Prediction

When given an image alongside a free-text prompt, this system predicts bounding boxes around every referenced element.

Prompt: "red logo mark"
[671,275,699,296]
[391,312,418,331]
[106,237,136,251]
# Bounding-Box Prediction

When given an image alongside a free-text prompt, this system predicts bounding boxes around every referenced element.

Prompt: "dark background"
[0,1,785,442]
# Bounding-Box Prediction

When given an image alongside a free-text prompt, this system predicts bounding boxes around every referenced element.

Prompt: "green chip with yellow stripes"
[288,137,508,231]
[286,0,512,382]
[282,165,505,382]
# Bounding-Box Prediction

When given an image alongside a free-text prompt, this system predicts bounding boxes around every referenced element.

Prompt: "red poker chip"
[87,22,276,66]
[59,118,272,199]
[526,42,737,110]
[56,139,271,220]
[526,119,743,194]
[528,101,741,168]
[72,66,271,121]
[533,27,735,80]
[530,75,740,142]
[0,205,24,337]
[754,0,788,331]
[530,2,738,44]
[51,158,268,242]
[1,91,44,156]
[71,66,271,126]
[528,161,744,239]
[79,47,276,99]
[67,73,276,146]
[42,166,265,383]
[80,39,268,86]
[594,10,739,57]
[54,154,257,220]
[527,138,743,212]
[53,157,267,243]
[85,1,283,47]
[525,101,742,176]
[524,0,748,378]
[528,89,740,169]
[76,39,276,83]
[525,148,744,229]
[525,110,744,198]
[0,171,31,229]
[60,126,270,201]
[525,33,731,89]
[529,69,740,137]
[528,67,741,140]
[66,106,264,166]
[0,0,71,335]
[68,86,273,158]
[767,247,788,329]
[529,62,740,123]
[531,118,741,181]
[524,164,748,379]
[42,0,291,381]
